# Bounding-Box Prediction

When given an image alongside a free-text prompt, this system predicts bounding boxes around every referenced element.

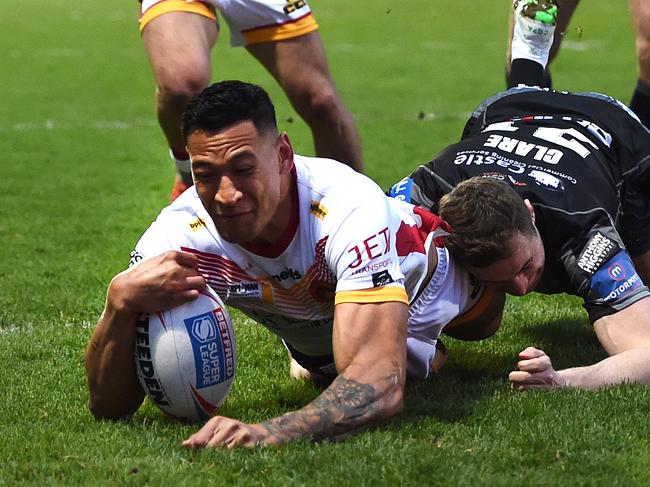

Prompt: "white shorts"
[139,0,319,46]
[281,247,491,381]
[406,246,487,379]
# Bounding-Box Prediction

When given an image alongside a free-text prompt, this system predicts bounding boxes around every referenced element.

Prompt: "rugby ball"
[134,285,236,422]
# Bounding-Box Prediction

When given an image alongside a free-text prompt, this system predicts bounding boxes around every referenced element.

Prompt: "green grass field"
[1,0,649,485]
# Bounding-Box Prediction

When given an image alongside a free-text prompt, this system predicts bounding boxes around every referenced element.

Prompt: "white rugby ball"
[134,286,236,422]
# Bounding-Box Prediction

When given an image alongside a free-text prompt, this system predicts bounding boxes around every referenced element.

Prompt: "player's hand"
[108,251,206,315]
[508,347,566,390]
[182,416,271,449]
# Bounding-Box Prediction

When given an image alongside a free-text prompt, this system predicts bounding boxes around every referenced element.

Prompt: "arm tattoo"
[260,375,379,443]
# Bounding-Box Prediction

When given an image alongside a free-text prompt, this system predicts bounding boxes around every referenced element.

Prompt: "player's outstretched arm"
[509,298,650,390]
[85,251,206,419]
[182,300,408,448]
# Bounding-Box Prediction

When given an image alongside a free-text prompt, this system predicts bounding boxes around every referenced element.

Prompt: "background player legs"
[247,32,363,172]
[508,0,558,87]
[629,0,650,126]
[506,0,580,88]
[142,12,218,192]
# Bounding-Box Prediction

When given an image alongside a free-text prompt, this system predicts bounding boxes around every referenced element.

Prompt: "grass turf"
[1,0,648,485]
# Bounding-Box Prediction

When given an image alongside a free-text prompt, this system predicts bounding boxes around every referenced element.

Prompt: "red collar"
[241,164,299,258]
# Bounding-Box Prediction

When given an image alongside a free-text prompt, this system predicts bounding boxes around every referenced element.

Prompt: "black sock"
[507,59,551,88]
[630,79,650,127]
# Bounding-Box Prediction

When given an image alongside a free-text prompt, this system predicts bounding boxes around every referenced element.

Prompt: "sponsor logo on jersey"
[590,251,643,303]
[608,262,627,281]
[228,281,263,299]
[272,267,302,283]
[527,170,565,191]
[347,227,391,269]
[284,0,306,14]
[481,172,529,188]
[184,309,235,388]
[388,177,413,203]
[454,150,579,183]
[310,200,328,220]
[372,270,394,287]
[454,152,506,167]
[604,274,641,302]
[351,257,392,276]
[577,232,617,275]
[482,171,507,181]
[135,315,170,406]
[470,156,578,186]
[129,250,144,267]
[189,217,206,231]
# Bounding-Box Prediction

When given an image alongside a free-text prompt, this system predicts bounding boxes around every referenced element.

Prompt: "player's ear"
[524,199,536,224]
[276,132,294,172]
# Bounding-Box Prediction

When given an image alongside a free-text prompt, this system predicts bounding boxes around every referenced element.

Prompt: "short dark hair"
[181,80,278,141]
[438,177,536,267]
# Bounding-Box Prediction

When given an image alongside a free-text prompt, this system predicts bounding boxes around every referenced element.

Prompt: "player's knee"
[291,84,343,124]
[157,73,210,107]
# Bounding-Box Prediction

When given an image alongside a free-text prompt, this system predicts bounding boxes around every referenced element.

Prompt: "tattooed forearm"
[260,375,383,443]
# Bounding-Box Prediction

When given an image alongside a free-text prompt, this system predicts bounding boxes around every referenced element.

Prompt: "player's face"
[187,121,294,245]
[465,231,545,296]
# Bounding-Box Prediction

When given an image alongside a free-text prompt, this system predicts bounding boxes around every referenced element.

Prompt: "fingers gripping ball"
[134,285,237,422]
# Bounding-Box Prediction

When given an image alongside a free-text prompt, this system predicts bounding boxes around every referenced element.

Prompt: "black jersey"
[390,87,650,322]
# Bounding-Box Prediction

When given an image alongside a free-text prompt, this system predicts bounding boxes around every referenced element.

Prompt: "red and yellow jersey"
[131,155,483,373]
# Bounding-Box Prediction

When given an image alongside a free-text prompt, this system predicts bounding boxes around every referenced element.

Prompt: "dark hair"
[181,80,278,141]
[438,177,536,267]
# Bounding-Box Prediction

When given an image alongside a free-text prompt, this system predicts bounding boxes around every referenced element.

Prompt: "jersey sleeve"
[583,250,649,321]
[324,195,408,306]
[560,225,650,322]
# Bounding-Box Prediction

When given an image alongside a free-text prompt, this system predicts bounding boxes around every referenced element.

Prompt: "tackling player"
[390,0,650,391]
[85,81,503,448]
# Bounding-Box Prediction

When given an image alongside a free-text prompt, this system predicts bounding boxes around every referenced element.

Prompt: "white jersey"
[131,155,485,378]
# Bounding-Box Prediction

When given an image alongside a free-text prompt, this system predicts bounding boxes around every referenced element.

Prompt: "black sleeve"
[559,224,650,322]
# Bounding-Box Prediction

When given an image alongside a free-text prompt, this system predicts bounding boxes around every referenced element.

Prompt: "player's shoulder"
[158,186,203,219]
[144,186,210,241]
[294,154,387,208]
[295,155,379,190]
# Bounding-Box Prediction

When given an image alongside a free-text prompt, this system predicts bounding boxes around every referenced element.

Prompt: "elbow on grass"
[87,392,142,421]
[378,372,406,421]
